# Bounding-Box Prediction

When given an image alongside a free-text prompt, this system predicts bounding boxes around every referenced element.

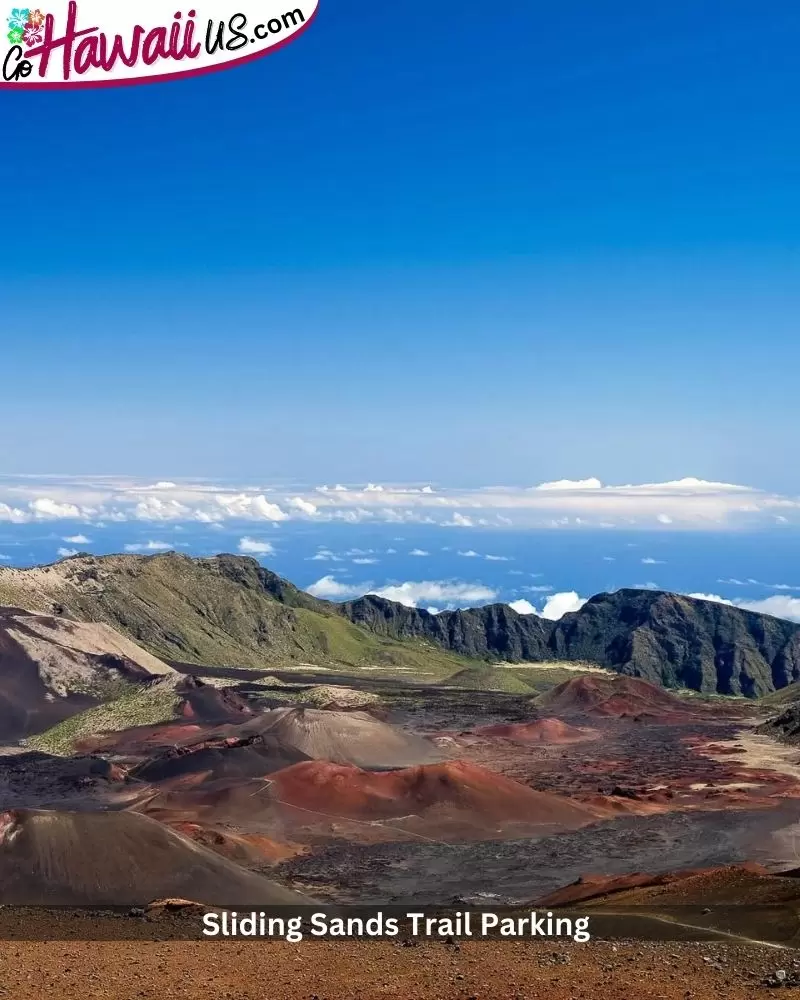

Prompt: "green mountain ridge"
[0,553,468,678]
[2,552,800,697]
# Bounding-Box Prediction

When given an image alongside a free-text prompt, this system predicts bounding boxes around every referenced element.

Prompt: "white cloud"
[641,557,666,565]
[308,548,343,562]
[30,498,82,519]
[738,595,800,622]
[306,576,362,599]
[686,591,800,623]
[133,497,191,521]
[63,534,90,544]
[523,585,554,593]
[370,580,498,608]
[0,553,10,561]
[0,474,799,531]
[212,494,288,522]
[57,547,78,559]
[717,577,800,592]
[687,592,732,605]
[535,478,603,491]
[238,537,276,556]
[538,591,588,620]
[124,540,173,552]
[444,513,474,527]
[508,591,588,620]
[409,548,430,556]
[306,576,499,609]
[485,554,511,561]
[508,599,537,615]
[0,503,28,523]
[352,557,378,564]
[289,497,318,516]
[457,550,480,558]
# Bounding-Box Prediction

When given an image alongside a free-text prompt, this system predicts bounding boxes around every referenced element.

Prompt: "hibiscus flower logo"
[6,7,47,46]
[6,7,29,30]
[22,19,40,44]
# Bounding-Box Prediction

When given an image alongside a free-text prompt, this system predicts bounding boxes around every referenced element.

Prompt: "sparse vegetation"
[442,666,536,694]
[0,553,470,676]
[25,678,185,756]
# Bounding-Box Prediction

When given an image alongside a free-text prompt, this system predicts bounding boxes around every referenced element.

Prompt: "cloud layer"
[687,592,800,623]
[0,474,797,531]
[306,575,498,608]
[238,537,276,556]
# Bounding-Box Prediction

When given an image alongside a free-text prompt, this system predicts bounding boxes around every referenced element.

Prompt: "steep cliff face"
[548,590,800,697]
[340,589,800,696]
[340,595,552,660]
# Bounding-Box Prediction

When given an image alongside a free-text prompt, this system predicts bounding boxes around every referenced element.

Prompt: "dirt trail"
[701,729,800,781]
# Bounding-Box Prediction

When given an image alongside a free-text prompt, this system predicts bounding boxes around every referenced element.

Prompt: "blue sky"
[1,3,800,620]
[2,0,800,485]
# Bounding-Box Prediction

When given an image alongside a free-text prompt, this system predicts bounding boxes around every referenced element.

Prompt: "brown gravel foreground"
[0,939,795,999]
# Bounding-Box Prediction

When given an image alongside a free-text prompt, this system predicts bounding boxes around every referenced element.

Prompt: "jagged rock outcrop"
[340,595,552,660]
[759,703,800,741]
[549,590,800,697]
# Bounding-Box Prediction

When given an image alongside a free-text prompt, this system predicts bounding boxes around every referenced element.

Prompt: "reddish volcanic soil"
[75,722,206,755]
[129,737,311,783]
[447,703,800,819]
[74,678,257,756]
[474,718,594,744]
[139,759,607,847]
[167,821,307,865]
[535,862,776,907]
[423,677,779,822]
[268,759,605,830]
[22,671,800,916]
[535,675,712,722]
[0,936,793,1000]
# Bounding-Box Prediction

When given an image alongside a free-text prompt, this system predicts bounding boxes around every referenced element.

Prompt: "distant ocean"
[3,521,800,620]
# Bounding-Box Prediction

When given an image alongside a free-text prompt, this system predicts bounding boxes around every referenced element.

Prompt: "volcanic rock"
[183,706,444,770]
[474,718,594,744]
[0,808,311,905]
[0,606,175,739]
